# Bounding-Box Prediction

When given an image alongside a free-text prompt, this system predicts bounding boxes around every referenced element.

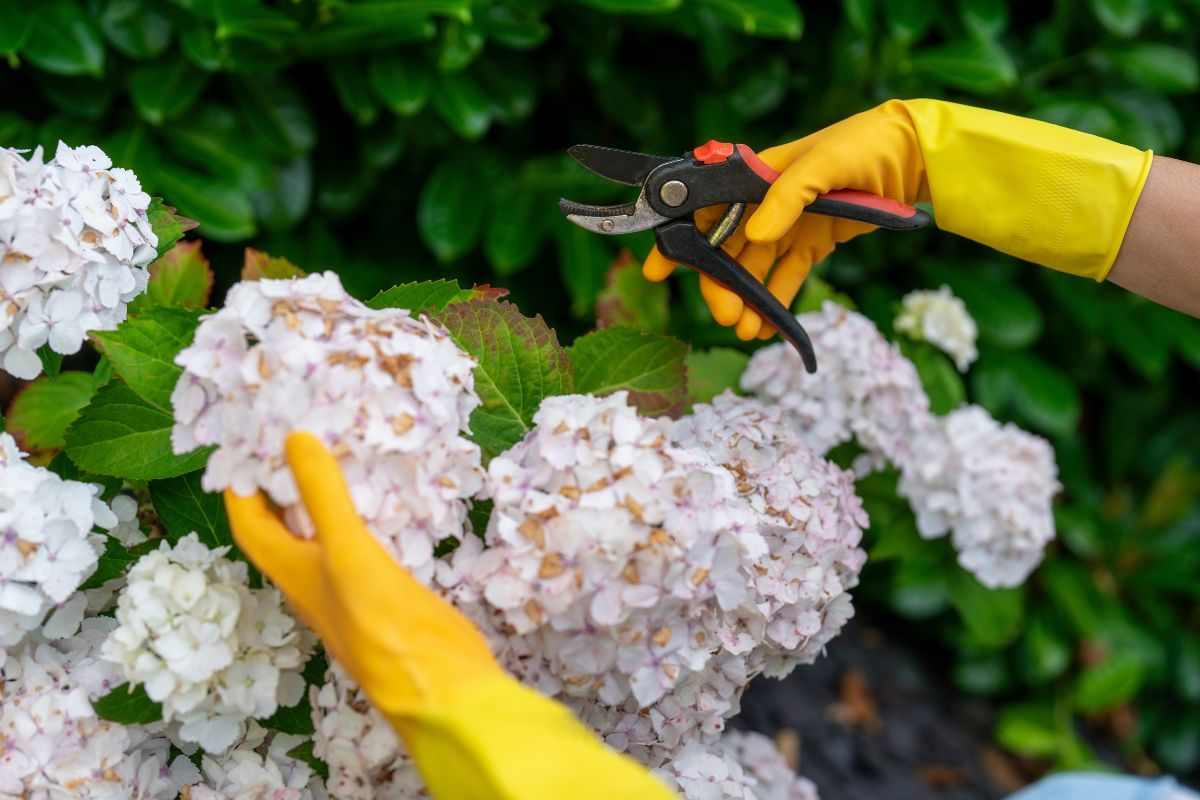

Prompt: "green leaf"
[1154,713,1200,774]
[81,536,157,589]
[973,353,1080,438]
[949,570,1024,649]
[23,0,104,76]
[995,701,1060,758]
[64,382,211,481]
[38,346,63,378]
[901,340,965,415]
[435,299,573,458]
[35,74,116,120]
[911,37,1017,94]
[94,683,163,725]
[1031,99,1121,140]
[242,248,305,281]
[432,72,492,140]
[890,557,950,618]
[596,254,669,333]
[329,60,380,126]
[144,165,255,242]
[1177,636,1200,703]
[484,189,548,275]
[727,57,789,120]
[438,19,484,71]
[286,741,330,781]
[1103,44,1199,93]
[48,451,123,500]
[213,0,300,41]
[367,280,477,313]
[685,348,748,406]
[924,271,1041,349]
[130,59,209,126]
[130,241,213,312]
[418,158,486,262]
[369,54,431,116]
[6,372,96,453]
[959,0,1007,37]
[0,112,35,148]
[149,471,232,549]
[1073,653,1144,713]
[101,0,173,60]
[180,25,224,70]
[577,0,681,11]
[1020,615,1072,685]
[556,225,610,319]
[883,0,936,44]
[261,695,314,735]
[842,0,874,35]
[147,198,193,258]
[480,4,549,49]
[234,78,316,157]
[0,0,34,54]
[91,308,201,412]
[696,0,803,38]
[954,651,1010,695]
[569,327,688,417]
[1090,0,1146,37]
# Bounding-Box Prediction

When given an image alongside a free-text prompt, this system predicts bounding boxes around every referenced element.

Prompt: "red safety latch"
[693,139,735,164]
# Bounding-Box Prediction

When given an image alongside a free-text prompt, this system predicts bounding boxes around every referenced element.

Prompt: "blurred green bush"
[4,0,1200,780]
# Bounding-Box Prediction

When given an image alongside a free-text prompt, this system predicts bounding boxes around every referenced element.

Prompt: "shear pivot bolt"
[600,219,614,231]
[660,180,688,207]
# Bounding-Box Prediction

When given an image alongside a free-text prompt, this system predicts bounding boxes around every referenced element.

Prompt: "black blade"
[567,144,675,186]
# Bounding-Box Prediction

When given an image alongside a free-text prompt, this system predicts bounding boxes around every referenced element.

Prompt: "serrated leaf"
[65,382,211,480]
[570,327,687,417]
[949,570,1024,649]
[130,59,209,125]
[91,308,201,412]
[595,252,669,333]
[435,299,573,458]
[23,0,104,76]
[418,159,486,262]
[149,471,231,549]
[37,346,63,378]
[242,248,306,281]
[80,536,158,590]
[131,241,213,312]
[685,348,749,405]
[369,54,431,116]
[6,372,96,453]
[367,280,477,313]
[94,682,163,724]
[147,198,195,258]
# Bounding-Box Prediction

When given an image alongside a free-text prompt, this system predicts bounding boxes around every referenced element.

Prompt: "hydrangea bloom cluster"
[897,406,1060,587]
[171,272,484,582]
[653,730,819,800]
[0,624,198,799]
[894,286,978,372]
[0,431,118,654]
[0,143,156,379]
[310,660,426,799]
[741,302,929,471]
[101,533,310,753]
[743,303,1058,588]
[462,393,767,723]
[187,723,327,800]
[671,394,867,678]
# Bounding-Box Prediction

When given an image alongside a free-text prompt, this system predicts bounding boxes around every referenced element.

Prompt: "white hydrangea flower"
[187,724,326,800]
[0,143,156,379]
[717,730,819,800]
[653,730,820,800]
[464,392,767,719]
[671,394,868,678]
[0,626,195,799]
[171,272,484,583]
[101,533,310,753]
[897,406,1060,587]
[741,302,929,471]
[894,286,978,372]
[0,432,118,654]
[311,660,427,800]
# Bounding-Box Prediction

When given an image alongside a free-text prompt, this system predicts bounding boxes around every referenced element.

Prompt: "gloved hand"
[225,432,676,800]
[645,99,1153,340]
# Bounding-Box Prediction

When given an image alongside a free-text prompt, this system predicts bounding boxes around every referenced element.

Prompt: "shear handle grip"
[654,219,817,373]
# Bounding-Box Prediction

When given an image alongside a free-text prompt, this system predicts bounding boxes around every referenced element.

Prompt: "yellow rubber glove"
[225,432,676,800]
[645,99,1153,340]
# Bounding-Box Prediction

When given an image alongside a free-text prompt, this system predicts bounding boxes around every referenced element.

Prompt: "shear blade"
[567,144,674,186]
[559,192,668,235]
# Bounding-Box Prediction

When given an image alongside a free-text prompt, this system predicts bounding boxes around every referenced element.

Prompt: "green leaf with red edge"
[569,327,688,417]
[242,247,306,281]
[6,372,96,454]
[147,197,196,258]
[130,241,213,312]
[435,299,573,458]
[595,251,668,333]
[367,279,486,313]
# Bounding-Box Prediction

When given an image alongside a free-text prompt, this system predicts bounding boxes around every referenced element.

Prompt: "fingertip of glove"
[745,210,782,244]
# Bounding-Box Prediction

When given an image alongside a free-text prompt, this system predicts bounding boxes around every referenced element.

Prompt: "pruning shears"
[559,141,931,373]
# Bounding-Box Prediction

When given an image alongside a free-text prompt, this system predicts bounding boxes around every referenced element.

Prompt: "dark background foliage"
[4,0,1200,784]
